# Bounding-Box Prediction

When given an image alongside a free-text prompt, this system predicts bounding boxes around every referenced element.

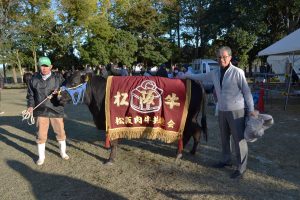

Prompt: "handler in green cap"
[26,56,69,165]
[38,56,52,66]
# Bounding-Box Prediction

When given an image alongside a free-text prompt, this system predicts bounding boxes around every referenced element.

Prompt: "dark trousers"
[218,109,247,173]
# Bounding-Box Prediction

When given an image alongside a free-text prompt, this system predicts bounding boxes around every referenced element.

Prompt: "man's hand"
[249,110,258,117]
[27,107,33,113]
[47,89,58,100]
[52,89,59,95]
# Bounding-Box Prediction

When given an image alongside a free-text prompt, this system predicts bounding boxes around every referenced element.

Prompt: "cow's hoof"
[190,150,196,155]
[103,159,115,166]
[175,153,183,161]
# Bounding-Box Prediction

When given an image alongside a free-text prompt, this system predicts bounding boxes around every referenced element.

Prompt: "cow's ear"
[80,71,86,76]
[84,75,90,82]
[80,74,86,83]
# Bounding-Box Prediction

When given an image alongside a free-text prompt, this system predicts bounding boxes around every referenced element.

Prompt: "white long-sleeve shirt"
[185,63,254,112]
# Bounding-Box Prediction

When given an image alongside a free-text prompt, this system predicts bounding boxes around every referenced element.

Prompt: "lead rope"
[21,93,54,125]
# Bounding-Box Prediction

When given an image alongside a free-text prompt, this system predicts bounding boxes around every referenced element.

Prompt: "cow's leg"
[190,124,201,155]
[176,122,201,158]
[176,126,192,160]
[104,139,118,165]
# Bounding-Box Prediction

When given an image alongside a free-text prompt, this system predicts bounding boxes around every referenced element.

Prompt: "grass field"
[0,88,299,199]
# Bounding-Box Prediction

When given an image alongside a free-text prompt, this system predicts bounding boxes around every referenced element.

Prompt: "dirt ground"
[0,88,299,200]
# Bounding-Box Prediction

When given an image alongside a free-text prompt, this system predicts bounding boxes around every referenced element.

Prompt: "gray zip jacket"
[185,63,254,112]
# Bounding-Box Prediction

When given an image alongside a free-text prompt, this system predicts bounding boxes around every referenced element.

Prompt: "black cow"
[23,72,33,87]
[60,71,207,165]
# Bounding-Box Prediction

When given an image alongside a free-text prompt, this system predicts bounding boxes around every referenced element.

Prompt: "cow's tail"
[200,84,208,142]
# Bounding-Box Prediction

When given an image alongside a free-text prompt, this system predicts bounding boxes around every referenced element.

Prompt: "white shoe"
[36,158,45,165]
[59,140,70,160]
[36,143,45,165]
[62,154,69,160]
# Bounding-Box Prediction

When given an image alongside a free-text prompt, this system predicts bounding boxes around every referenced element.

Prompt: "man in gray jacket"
[182,46,255,178]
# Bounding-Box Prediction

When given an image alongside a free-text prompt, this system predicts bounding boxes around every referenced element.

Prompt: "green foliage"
[224,27,257,68]
[109,30,138,66]
[118,0,171,66]
[80,38,110,66]
[2,0,300,72]
[138,37,171,66]
[60,0,98,26]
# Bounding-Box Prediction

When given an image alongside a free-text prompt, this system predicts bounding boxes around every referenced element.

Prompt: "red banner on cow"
[105,76,191,143]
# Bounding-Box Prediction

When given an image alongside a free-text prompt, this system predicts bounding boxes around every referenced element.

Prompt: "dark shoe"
[212,162,232,168]
[230,170,244,179]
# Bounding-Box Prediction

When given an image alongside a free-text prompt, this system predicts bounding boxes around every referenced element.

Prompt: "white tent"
[258,28,300,110]
[258,28,300,56]
[267,55,300,82]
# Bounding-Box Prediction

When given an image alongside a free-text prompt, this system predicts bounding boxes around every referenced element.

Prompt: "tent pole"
[284,53,294,110]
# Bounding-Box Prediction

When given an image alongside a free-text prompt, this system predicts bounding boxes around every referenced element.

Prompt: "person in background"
[119,62,129,76]
[173,67,180,78]
[26,57,69,165]
[156,64,168,78]
[181,46,255,179]
[143,67,152,76]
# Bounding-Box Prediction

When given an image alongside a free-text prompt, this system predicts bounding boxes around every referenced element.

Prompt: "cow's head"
[59,71,90,106]
[64,71,88,88]
[23,72,33,87]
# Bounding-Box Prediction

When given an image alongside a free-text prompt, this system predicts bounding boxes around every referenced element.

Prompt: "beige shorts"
[36,117,66,144]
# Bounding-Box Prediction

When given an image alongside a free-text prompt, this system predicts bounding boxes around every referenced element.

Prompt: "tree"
[204,0,267,69]
[109,30,138,66]
[0,0,20,82]
[224,27,257,68]
[181,0,212,59]
[265,0,300,42]
[119,0,172,66]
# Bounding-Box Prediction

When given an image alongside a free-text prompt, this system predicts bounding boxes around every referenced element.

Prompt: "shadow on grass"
[1,107,299,188]
[0,126,60,161]
[64,103,218,164]
[0,128,37,162]
[0,116,107,163]
[155,168,300,200]
[156,188,227,200]
[7,160,126,200]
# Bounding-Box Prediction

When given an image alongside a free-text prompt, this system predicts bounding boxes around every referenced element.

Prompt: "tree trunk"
[3,64,7,83]
[33,48,37,72]
[195,26,200,59]
[16,50,24,83]
[176,11,180,48]
[248,60,253,77]
[12,67,17,83]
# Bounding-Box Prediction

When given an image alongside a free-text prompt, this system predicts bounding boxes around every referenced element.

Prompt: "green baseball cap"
[38,57,52,67]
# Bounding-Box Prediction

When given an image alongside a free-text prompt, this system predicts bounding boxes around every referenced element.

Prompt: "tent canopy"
[258,28,300,56]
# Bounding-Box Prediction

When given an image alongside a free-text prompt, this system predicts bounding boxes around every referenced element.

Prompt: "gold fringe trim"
[108,127,181,143]
[178,79,191,134]
[105,76,113,130]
